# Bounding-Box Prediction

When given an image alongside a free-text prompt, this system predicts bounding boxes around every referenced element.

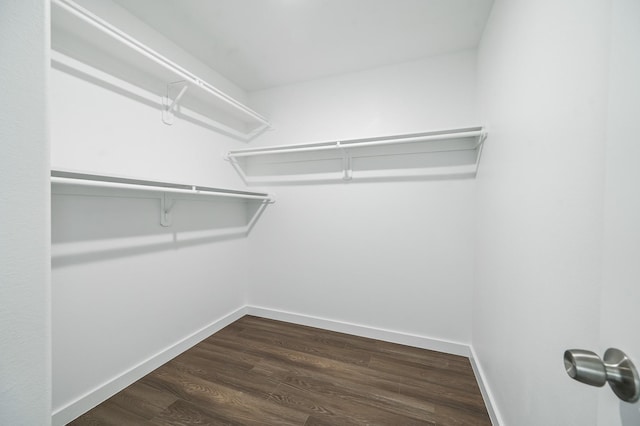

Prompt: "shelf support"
[337,142,353,181]
[160,193,176,227]
[244,123,272,141]
[162,81,189,125]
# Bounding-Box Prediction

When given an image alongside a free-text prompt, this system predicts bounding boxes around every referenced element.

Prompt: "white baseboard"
[469,346,504,426]
[246,305,470,357]
[51,306,248,426]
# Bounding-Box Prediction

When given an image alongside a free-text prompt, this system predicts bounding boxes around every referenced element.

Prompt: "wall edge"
[469,345,505,426]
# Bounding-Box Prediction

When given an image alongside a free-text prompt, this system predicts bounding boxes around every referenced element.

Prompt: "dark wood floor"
[69,316,491,425]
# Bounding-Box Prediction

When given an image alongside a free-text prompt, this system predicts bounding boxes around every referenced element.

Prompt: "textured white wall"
[0,1,51,425]
[50,1,257,421]
[246,51,478,347]
[473,1,611,424]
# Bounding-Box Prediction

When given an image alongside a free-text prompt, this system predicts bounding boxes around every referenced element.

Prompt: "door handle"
[564,348,640,403]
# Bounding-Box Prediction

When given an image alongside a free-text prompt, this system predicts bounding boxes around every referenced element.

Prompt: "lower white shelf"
[51,170,273,200]
[51,169,274,227]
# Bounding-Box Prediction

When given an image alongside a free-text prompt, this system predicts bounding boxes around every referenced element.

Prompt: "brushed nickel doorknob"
[564,348,640,403]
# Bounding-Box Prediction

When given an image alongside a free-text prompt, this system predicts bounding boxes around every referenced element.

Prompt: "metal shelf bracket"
[160,193,176,227]
[162,81,189,125]
[337,142,353,181]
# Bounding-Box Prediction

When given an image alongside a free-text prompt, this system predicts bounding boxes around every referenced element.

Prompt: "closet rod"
[226,128,485,158]
[51,172,273,202]
[53,0,270,127]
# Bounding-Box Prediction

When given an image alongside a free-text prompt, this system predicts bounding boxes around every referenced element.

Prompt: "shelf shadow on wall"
[52,231,244,269]
[52,190,268,268]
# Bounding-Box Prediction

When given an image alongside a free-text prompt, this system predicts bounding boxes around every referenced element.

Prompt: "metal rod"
[53,0,270,127]
[51,176,272,201]
[340,130,482,149]
[229,143,345,157]
[244,123,271,140]
[239,164,479,185]
[227,129,484,158]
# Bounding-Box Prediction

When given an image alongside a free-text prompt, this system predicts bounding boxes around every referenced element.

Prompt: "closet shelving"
[51,170,274,227]
[51,0,271,140]
[225,126,487,184]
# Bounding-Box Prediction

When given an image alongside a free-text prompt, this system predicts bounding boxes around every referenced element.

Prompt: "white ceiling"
[112,0,494,92]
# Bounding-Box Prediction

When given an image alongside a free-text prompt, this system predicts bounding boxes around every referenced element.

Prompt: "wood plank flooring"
[69,316,491,425]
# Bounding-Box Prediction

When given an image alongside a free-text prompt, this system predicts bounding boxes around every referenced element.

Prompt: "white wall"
[246,51,478,349]
[473,0,611,424]
[249,50,478,145]
[0,1,51,425]
[50,1,258,422]
[599,0,640,424]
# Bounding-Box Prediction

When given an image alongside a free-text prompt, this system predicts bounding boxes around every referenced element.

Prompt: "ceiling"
[113,0,494,92]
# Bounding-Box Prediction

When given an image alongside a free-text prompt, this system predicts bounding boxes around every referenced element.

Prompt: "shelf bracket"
[243,123,272,141]
[160,193,176,227]
[337,142,353,181]
[162,81,189,125]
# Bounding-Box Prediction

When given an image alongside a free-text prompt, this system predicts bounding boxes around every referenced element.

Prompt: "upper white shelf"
[51,0,271,141]
[226,126,487,183]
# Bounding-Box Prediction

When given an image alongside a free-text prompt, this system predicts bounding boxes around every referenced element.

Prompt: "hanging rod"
[226,127,485,159]
[51,170,273,202]
[52,0,270,128]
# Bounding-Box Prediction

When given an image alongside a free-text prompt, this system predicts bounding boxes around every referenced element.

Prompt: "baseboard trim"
[51,306,248,426]
[469,346,503,426]
[246,305,470,357]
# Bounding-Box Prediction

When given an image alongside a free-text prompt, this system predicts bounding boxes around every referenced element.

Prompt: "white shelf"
[51,170,272,200]
[226,126,487,183]
[51,169,274,227]
[51,0,271,140]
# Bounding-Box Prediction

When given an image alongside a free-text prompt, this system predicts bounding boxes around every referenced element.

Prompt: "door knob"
[564,348,640,403]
